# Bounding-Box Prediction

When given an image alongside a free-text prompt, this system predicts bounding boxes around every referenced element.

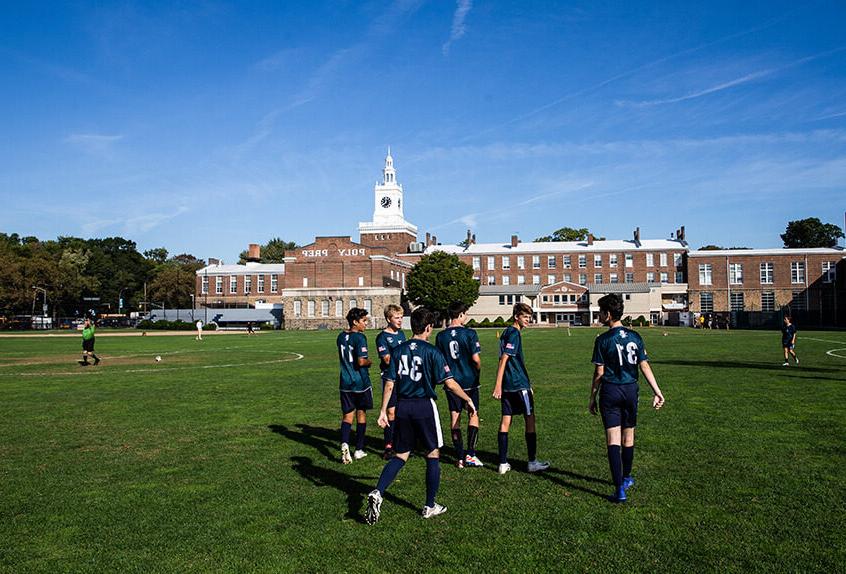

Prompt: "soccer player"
[781,315,799,366]
[364,307,478,525]
[492,302,549,475]
[79,315,100,366]
[589,294,665,503]
[195,319,203,341]
[337,308,373,464]
[436,302,483,468]
[375,304,406,459]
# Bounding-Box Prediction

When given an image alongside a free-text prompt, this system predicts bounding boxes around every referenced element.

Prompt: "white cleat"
[465,454,484,468]
[528,460,550,473]
[498,463,511,475]
[340,443,352,465]
[353,449,368,460]
[365,489,383,525]
[421,503,447,519]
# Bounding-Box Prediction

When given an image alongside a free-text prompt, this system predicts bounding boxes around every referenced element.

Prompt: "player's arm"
[493,354,508,399]
[444,377,477,414]
[377,379,394,427]
[639,361,665,409]
[589,364,603,415]
[471,353,481,372]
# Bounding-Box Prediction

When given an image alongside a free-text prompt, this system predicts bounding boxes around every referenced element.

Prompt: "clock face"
[381,196,392,208]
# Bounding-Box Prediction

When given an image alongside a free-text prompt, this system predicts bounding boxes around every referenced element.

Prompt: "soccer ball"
[155,355,162,362]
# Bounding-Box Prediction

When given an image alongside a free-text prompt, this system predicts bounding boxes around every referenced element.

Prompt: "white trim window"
[609,254,618,267]
[660,272,668,283]
[545,275,553,285]
[364,299,372,313]
[487,256,495,271]
[321,300,329,316]
[215,276,223,295]
[760,262,773,284]
[294,300,302,317]
[564,273,572,283]
[358,276,364,287]
[646,272,655,283]
[563,255,571,269]
[578,274,587,285]
[791,261,805,284]
[761,291,775,312]
[517,256,525,270]
[593,254,602,268]
[646,253,654,267]
[675,271,684,283]
[822,261,836,283]
[625,272,634,283]
[610,273,618,283]
[699,263,713,286]
[660,253,668,267]
[625,254,633,268]
[335,300,343,317]
[578,255,587,269]
[257,275,265,294]
[271,275,278,293]
[673,253,682,269]
[307,300,315,317]
[502,276,510,286]
[547,256,556,269]
[502,256,510,270]
[700,292,714,313]
[201,276,209,294]
[517,275,526,285]
[487,276,495,286]
[230,275,237,294]
[729,263,743,285]
[303,277,308,288]
[245,275,252,294]
[350,299,357,309]
[533,255,541,269]
[730,292,744,311]
[594,273,603,284]
[472,256,481,270]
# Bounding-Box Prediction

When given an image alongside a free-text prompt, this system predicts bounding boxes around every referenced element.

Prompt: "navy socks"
[498,432,509,464]
[340,421,352,445]
[451,428,464,461]
[355,422,367,451]
[376,457,406,494]
[526,432,537,461]
[607,445,623,488]
[467,425,479,457]
[622,445,634,478]
[425,458,440,507]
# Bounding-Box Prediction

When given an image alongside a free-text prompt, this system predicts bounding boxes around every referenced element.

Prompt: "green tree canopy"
[406,251,479,320]
[780,218,844,248]
[238,238,298,264]
[534,227,603,242]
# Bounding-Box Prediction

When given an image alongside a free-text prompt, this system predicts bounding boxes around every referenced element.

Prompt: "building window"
[487,276,495,285]
[660,272,669,283]
[625,272,634,283]
[625,254,633,268]
[760,262,773,284]
[700,292,714,313]
[502,256,510,270]
[215,276,223,295]
[578,255,587,269]
[201,276,209,294]
[609,254,618,267]
[294,300,302,317]
[230,275,237,294]
[335,300,343,317]
[646,253,654,267]
[564,273,572,283]
[321,300,329,316]
[822,261,836,283]
[502,276,511,286]
[532,255,541,269]
[729,263,743,285]
[761,291,775,312]
[676,271,684,283]
[350,298,357,309]
[579,274,587,285]
[402,273,405,289]
[563,255,571,269]
[303,277,308,287]
[646,272,655,283]
[358,276,364,287]
[594,273,603,284]
[517,256,525,270]
[364,299,372,313]
[245,276,252,294]
[730,292,744,311]
[257,275,265,293]
[791,261,805,284]
[545,275,553,285]
[307,300,315,317]
[593,255,602,268]
[699,264,713,285]
[487,256,495,270]
[660,253,668,267]
[547,256,556,269]
[791,291,806,310]
[674,253,682,269]
[499,295,506,305]
[271,275,278,293]
[517,275,526,285]
[472,256,481,270]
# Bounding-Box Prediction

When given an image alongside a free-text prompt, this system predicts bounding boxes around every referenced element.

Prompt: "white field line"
[801,336,846,345]
[825,348,846,358]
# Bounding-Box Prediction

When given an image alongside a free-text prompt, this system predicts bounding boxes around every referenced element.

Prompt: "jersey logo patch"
[451,330,456,337]
[378,346,386,352]
[505,343,514,349]
[360,347,367,353]
[409,342,417,350]
[620,331,628,338]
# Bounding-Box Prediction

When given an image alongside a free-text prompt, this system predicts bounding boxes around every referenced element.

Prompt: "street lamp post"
[190,294,195,322]
[118,287,126,315]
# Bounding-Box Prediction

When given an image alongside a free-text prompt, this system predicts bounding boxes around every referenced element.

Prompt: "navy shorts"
[381,379,397,409]
[501,389,534,416]
[783,343,795,350]
[82,338,95,352]
[599,383,638,429]
[340,388,373,414]
[446,386,479,413]
[393,398,444,454]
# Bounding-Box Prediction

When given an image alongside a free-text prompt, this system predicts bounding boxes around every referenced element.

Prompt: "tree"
[238,238,298,264]
[406,252,479,319]
[144,247,168,263]
[780,218,844,248]
[535,227,603,242]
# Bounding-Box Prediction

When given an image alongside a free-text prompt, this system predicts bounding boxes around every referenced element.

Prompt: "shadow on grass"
[651,359,845,381]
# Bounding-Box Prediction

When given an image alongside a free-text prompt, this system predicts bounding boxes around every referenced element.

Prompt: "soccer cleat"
[93,357,100,366]
[365,489,382,525]
[78,360,89,366]
[782,362,789,367]
[610,486,627,503]
[794,358,799,365]
[340,443,352,465]
[623,476,635,491]
[498,463,511,475]
[421,503,447,519]
[456,459,465,469]
[353,449,367,460]
[464,454,484,468]
[528,460,550,473]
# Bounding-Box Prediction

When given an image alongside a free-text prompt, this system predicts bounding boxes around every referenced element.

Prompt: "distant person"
[337,308,372,464]
[195,320,203,341]
[589,294,665,503]
[375,304,406,459]
[364,307,477,525]
[492,302,550,475]
[79,316,100,366]
[436,302,483,468]
[781,315,799,367]
[247,321,255,335]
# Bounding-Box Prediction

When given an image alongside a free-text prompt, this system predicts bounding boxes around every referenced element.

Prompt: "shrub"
[466,319,478,328]
[480,318,491,327]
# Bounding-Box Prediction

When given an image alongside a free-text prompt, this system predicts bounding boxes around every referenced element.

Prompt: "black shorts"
[82,338,95,352]
[446,386,479,413]
[501,389,534,416]
[783,343,795,350]
[340,388,373,414]
[393,398,443,454]
[381,379,397,409]
[599,383,638,429]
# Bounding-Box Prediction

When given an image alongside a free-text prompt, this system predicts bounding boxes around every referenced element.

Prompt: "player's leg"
[353,390,372,459]
[339,393,355,464]
[382,380,397,458]
[498,398,513,474]
[91,342,100,365]
[622,427,636,491]
[367,402,416,525]
[783,345,790,366]
[465,388,482,467]
[421,399,446,517]
[447,389,465,467]
[790,345,799,364]
[600,385,626,502]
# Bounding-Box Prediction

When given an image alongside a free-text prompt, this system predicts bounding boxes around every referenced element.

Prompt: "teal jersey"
[435,326,481,390]
[375,329,407,380]
[337,330,372,392]
[499,326,530,391]
[591,326,648,385]
[385,339,452,400]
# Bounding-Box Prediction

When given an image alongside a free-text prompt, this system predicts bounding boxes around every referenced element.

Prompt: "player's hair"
[384,304,403,321]
[346,307,368,327]
[447,301,469,320]
[598,293,624,321]
[512,302,533,319]
[410,307,437,335]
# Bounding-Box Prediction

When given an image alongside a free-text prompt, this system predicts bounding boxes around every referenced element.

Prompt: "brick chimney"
[511,235,519,248]
[679,225,685,241]
[466,229,472,245]
[247,243,261,262]
[587,233,594,246]
[471,233,476,245]
[426,232,432,247]
[208,257,220,266]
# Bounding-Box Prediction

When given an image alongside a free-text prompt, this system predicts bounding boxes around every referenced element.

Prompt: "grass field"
[1,327,844,573]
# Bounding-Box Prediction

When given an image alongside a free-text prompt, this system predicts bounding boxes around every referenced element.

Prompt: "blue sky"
[1,0,844,261]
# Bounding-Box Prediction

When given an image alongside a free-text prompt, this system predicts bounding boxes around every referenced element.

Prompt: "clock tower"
[359,148,418,255]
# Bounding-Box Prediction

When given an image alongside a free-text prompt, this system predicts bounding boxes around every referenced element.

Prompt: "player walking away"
[492,303,549,475]
[79,316,100,366]
[337,308,373,464]
[436,302,483,468]
[365,307,478,525]
[375,304,406,460]
[195,320,203,341]
[589,294,665,503]
[781,315,799,366]
[246,321,255,335]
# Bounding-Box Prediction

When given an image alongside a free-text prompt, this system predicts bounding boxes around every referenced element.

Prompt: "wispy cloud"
[81,206,189,236]
[253,48,301,72]
[442,0,472,56]
[64,133,124,157]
